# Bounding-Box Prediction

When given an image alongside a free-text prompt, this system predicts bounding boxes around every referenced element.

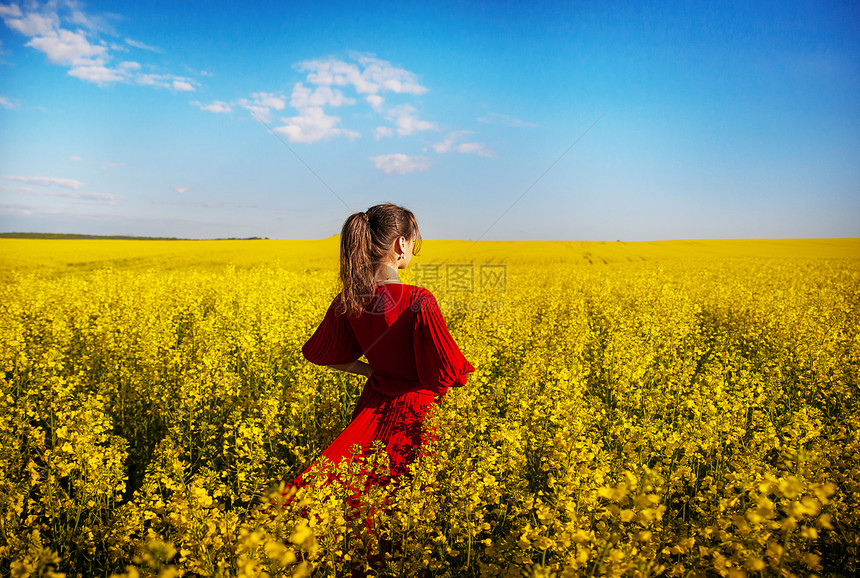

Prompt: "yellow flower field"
[1,238,858,577]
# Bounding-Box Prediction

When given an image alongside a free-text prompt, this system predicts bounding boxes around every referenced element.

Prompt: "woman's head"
[338,202,422,317]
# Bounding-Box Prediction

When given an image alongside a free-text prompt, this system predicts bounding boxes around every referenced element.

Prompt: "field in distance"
[1,236,858,279]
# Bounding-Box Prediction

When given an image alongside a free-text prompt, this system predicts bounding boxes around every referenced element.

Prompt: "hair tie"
[359,211,369,222]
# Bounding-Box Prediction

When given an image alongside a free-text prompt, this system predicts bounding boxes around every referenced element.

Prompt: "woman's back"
[349,284,422,382]
[302,283,472,398]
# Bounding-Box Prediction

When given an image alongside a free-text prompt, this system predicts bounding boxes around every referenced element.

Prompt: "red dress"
[294,283,475,486]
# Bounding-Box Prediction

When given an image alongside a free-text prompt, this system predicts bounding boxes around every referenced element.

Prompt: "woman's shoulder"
[403,284,441,312]
[376,283,440,314]
[399,283,432,297]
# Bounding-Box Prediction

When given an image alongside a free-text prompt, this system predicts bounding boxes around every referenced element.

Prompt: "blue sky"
[0,0,858,241]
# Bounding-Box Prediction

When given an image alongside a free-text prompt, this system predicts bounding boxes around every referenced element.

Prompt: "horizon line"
[1,232,859,244]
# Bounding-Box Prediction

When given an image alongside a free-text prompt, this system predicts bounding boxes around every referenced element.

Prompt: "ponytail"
[338,212,375,317]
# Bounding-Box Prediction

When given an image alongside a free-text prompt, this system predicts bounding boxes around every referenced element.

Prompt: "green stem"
[587,539,611,578]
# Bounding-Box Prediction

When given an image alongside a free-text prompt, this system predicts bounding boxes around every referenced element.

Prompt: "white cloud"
[136,73,163,87]
[433,131,495,157]
[215,54,439,148]
[374,126,394,140]
[0,2,195,89]
[274,107,360,144]
[238,91,286,122]
[1,4,122,85]
[396,115,436,136]
[240,103,268,121]
[66,2,114,35]
[298,53,428,96]
[69,63,123,83]
[253,92,286,110]
[370,154,430,175]
[77,191,117,201]
[32,190,116,202]
[0,184,41,194]
[0,183,117,204]
[0,4,23,18]
[0,95,14,109]
[267,84,360,142]
[357,54,428,95]
[299,58,372,93]
[290,83,354,109]
[432,130,470,153]
[125,37,161,53]
[69,155,83,162]
[5,9,55,36]
[172,185,189,194]
[0,203,37,216]
[192,100,232,114]
[1,175,85,189]
[136,73,196,91]
[26,28,106,65]
[456,142,496,157]
[395,114,435,136]
[385,104,436,136]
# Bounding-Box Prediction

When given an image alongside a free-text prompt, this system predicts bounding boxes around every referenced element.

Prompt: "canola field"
[1,237,858,577]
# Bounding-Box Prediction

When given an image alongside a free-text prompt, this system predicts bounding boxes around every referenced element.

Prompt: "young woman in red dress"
[290,202,475,491]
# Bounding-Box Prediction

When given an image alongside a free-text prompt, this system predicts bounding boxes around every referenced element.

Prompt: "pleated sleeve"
[302,296,363,366]
[413,289,475,393]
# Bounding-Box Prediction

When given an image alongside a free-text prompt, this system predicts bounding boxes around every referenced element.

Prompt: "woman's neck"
[374,262,400,284]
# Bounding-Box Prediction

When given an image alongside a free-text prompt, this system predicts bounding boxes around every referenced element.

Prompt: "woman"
[291,202,474,490]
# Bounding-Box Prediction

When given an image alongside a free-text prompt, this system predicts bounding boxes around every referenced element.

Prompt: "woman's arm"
[327,358,374,378]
